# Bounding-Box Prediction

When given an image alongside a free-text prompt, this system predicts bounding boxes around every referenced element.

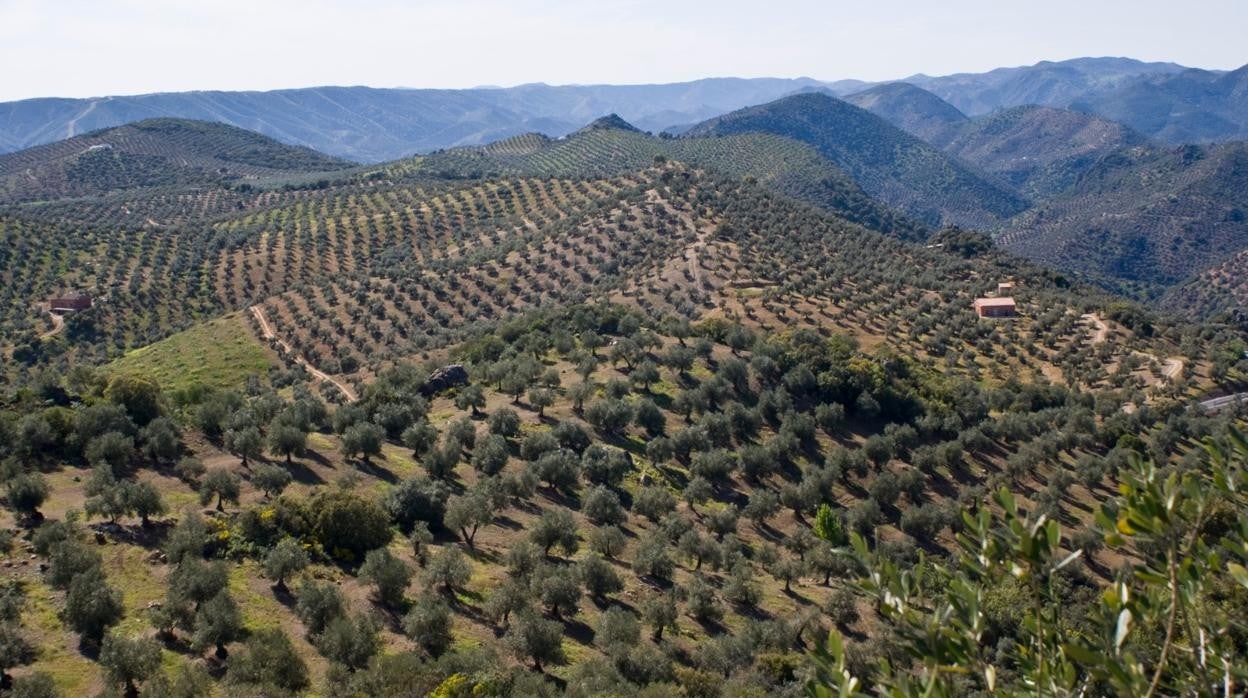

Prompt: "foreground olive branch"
[808,427,1248,697]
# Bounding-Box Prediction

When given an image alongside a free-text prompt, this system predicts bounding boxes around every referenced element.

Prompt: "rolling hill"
[0,118,352,203]
[833,80,1248,313]
[684,92,1029,228]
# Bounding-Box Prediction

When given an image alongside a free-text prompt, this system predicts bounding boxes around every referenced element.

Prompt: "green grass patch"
[106,313,276,394]
[25,581,99,694]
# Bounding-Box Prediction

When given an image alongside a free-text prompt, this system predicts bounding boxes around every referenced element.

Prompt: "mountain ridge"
[3,57,1241,163]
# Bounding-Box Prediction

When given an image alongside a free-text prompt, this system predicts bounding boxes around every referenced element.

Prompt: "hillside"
[999,141,1248,293]
[842,82,968,147]
[416,124,927,241]
[0,118,351,203]
[1160,249,1248,320]
[941,105,1150,198]
[685,93,1029,228]
[0,109,1246,696]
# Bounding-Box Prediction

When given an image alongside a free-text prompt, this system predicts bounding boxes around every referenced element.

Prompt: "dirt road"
[1082,313,1109,344]
[39,310,66,340]
[249,305,358,402]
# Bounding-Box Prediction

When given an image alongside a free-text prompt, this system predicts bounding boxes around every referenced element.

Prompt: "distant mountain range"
[0,58,1245,163]
[0,78,826,162]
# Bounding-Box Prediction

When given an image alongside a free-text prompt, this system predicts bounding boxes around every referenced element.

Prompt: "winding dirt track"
[249,305,358,402]
[39,309,65,340]
[1084,312,1184,382]
[1081,313,1109,344]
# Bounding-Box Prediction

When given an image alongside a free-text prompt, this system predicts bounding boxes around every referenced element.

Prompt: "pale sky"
[1,0,1244,102]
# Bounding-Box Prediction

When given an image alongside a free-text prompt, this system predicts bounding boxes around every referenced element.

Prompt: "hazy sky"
[1,0,1244,102]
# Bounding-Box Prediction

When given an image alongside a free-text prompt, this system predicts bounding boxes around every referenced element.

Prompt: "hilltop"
[573,114,644,135]
[842,82,968,147]
[0,118,351,203]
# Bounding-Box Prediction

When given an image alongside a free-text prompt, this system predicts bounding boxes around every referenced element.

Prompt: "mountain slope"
[685,92,1029,228]
[842,82,968,147]
[0,78,827,162]
[1000,141,1248,293]
[942,105,1149,198]
[0,118,351,203]
[1160,249,1248,319]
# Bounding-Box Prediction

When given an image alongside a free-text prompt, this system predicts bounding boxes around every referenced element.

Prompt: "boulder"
[422,364,469,396]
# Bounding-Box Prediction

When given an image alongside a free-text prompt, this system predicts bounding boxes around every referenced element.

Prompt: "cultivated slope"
[0,118,351,203]
[417,121,928,240]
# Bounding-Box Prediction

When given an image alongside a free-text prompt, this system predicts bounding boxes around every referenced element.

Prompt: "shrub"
[311,490,393,562]
[582,486,626,525]
[358,548,412,609]
[385,477,449,532]
[403,594,452,657]
[227,628,309,694]
[295,579,345,636]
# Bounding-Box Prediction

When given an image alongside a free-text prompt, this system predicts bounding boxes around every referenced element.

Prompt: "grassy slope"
[106,313,278,394]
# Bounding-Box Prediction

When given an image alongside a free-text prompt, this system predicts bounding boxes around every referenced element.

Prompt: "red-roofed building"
[973,297,1016,318]
[49,292,92,313]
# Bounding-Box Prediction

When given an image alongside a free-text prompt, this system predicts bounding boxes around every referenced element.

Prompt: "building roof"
[973,297,1016,307]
